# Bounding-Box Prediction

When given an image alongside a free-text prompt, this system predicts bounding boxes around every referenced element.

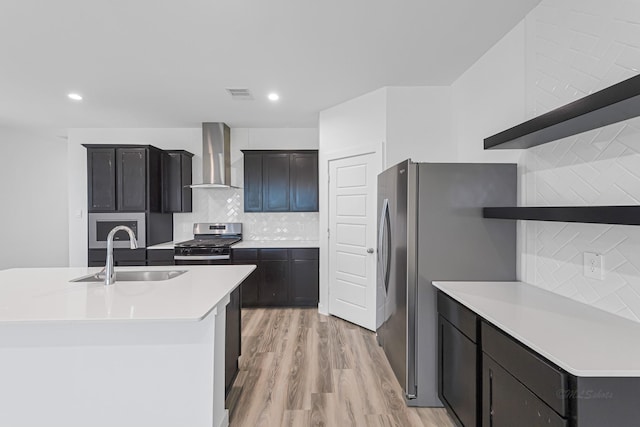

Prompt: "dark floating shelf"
[483,206,640,226]
[484,73,640,150]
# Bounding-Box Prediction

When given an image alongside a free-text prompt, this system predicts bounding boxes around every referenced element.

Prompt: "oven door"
[88,213,146,249]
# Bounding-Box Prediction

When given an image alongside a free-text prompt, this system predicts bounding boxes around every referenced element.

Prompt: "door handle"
[384,203,391,294]
[367,248,374,254]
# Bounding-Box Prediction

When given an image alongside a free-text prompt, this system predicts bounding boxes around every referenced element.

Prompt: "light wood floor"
[227,308,456,427]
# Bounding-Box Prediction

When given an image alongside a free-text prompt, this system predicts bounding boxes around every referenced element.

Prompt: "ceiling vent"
[226,88,254,100]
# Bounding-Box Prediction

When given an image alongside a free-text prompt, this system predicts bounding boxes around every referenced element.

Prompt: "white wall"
[520,0,640,322]
[451,21,526,165]
[386,86,456,166]
[318,88,387,315]
[67,127,318,267]
[0,127,68,270]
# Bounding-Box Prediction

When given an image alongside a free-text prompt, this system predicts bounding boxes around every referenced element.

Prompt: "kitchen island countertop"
[0,265,255,323]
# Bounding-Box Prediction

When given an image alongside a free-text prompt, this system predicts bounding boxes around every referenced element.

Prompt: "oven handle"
[174,255,230,261]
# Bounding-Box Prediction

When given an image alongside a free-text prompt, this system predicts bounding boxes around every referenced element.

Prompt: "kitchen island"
[0,265,255,427]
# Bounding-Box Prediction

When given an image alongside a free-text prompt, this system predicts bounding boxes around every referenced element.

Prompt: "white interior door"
[328,153,377,331]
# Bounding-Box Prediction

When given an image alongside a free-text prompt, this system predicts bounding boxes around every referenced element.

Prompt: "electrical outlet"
[584,252,603,280]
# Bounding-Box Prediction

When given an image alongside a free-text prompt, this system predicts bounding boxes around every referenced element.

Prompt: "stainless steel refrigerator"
[376,160,516,407]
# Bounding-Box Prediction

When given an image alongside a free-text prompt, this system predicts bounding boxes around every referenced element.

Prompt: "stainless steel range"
[174,223,242,265]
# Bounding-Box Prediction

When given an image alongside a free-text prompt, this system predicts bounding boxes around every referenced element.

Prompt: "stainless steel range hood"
[191,122,237,188]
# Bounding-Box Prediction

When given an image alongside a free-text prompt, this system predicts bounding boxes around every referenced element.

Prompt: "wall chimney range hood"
[191,122,238,188]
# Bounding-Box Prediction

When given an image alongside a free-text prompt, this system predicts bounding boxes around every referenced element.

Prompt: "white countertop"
[0,265,255,323]
[433,281,640,377]
[146,241,175,250]
[147,240,320,250]
[232,240,319,249]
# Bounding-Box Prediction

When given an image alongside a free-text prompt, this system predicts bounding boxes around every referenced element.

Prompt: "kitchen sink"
[71,270,188,283]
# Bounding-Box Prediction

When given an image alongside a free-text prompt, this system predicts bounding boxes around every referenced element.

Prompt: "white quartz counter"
[146,241,175,250]
[0,265,255,323]
[433,281,640,377]
[232,240,319,249]
[146,240,320,250]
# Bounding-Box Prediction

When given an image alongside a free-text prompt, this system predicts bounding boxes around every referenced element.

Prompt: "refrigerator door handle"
[378,199,390,294]
[383,200,392,294]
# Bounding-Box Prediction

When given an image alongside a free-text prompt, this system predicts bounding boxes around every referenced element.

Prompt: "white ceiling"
[0,0,541,129]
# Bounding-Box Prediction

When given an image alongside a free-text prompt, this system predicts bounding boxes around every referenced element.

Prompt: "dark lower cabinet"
[438,290,640,427]
[438,293,480,427]
[225,286,241,398]
[289,249,319,306]
[88,249,147,267]
[260,250,289,305]
[233,247,319,307]
[483,355,567,427]
[146,249,175,266]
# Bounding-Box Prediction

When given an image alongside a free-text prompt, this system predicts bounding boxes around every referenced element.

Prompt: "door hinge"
[327,228,330,238]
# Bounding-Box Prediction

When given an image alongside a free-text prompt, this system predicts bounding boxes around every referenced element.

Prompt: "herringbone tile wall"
[523,0,640,321]
[173,188,320,243]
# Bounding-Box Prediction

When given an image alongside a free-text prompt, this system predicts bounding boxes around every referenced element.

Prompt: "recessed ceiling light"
[68,93,83,101]
[268,93,279,101]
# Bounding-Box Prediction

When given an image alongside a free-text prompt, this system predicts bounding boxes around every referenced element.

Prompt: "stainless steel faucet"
[104,225,138,285]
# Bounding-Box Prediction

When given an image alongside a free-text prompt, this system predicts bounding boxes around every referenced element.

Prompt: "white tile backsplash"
[523,0,640,322]
[173,188,319,243]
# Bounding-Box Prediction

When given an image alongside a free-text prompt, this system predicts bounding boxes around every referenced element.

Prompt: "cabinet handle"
[367,248,374,254]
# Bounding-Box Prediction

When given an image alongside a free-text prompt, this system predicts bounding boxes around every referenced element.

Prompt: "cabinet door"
[290,152,318,212]
[162,151,193,213]
[146,249,175,266]
[117,148,147,211]
[259,249,289,305]
[232,249,259,306]
[243,152,263,212]
[439,317,478,427]
[87,148,117,212]
[289,249,319,306]
[482,355,567,427]
[262,153,290,212]
[225,286,241,397]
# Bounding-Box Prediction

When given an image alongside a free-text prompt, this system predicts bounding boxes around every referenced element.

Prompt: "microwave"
[88,213,146,249]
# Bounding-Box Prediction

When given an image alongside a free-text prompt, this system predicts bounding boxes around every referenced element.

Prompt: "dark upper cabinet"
[163,150,194,213]
[290,153,319,212]
[243,152,263,212]
[85,145,188,214]
[87,148,117,211]
[242,150,318,212]
[116,148,148,212]
[263,153,291,212]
